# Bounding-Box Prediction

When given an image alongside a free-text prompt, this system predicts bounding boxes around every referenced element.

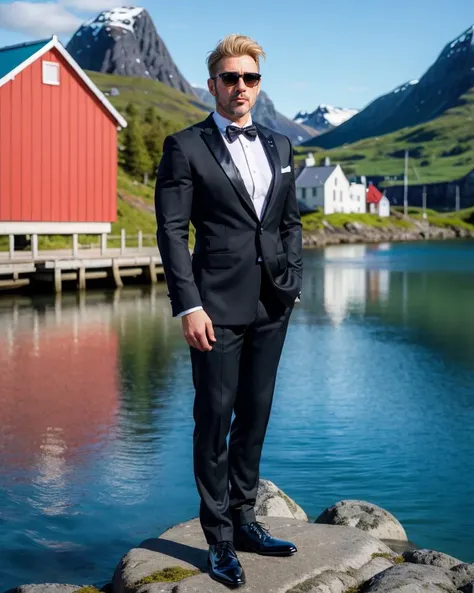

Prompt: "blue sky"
[0,0,472,118]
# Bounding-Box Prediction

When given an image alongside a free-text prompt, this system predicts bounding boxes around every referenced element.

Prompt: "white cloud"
[60,0,121,10]
[0,2,82,37]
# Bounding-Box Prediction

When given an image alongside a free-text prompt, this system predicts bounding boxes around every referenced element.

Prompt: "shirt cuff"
[176,306,203,318]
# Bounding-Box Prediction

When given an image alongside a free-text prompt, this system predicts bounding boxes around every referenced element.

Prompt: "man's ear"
[207,78,216,97]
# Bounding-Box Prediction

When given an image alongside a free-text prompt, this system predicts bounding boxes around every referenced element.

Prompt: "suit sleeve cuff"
[176,306,204,318]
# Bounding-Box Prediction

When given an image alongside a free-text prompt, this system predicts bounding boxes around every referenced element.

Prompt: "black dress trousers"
[190,264,292,544]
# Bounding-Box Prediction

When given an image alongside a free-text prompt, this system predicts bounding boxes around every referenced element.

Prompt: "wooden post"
[101,233,107,255]
[138,230,143,252]
[72,234,79,258]
[112,260,123,288]
[32,234,38,259]
[8,235,14,260]
[78,266,86,290]
[54,267,62,293]
[146,257,158,284]
[120,229,126,254]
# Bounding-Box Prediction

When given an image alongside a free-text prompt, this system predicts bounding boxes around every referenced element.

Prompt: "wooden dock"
[0,247,164,292]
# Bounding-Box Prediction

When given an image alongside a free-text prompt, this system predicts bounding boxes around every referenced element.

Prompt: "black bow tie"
[225,124,258,143]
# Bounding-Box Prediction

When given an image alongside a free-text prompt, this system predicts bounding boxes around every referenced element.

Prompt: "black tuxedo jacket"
[154,114,303,326]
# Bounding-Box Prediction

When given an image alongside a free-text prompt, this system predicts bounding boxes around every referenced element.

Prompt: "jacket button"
[259,227,263,234]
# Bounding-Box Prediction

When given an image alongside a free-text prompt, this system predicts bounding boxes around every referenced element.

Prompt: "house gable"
[0,36,126,128]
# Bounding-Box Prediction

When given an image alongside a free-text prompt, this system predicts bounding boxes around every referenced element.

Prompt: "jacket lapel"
[256,125,282,223]
[201,116,259,221]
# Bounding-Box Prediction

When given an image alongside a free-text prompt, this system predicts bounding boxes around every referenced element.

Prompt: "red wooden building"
[0,35,127,236]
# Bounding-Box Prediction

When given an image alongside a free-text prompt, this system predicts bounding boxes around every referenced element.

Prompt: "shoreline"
[302,220,474,247]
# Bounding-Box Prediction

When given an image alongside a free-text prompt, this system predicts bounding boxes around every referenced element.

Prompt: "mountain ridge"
[303,24,474,149]
[66,6,195,95]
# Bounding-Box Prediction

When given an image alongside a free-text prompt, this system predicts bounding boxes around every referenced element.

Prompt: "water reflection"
[300,243,474,365]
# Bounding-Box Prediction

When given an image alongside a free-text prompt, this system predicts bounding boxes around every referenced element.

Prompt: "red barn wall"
[0,47,118,224]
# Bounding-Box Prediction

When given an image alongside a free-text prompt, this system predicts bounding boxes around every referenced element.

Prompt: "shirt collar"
[212,110,253,132]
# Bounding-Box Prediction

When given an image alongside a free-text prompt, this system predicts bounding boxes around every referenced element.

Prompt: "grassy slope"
[87,71,208,126]
[295,88,474,185]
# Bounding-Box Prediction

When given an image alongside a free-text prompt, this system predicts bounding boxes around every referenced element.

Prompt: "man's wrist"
[177,306,203,318]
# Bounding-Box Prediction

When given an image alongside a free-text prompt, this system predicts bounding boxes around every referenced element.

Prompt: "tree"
[144,114,169,177]
[123,115,153,181]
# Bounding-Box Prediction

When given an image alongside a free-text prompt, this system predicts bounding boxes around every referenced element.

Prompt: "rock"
[289,570,358,592]
[361,564,457,592]
[402,548,463,569]
[113,516,393,593]
[460,582,474,593]
[353,556,395,584]
[5,587,83,593]
[315,500,408,541]
[450,563,474,588]
[255,479,308,521]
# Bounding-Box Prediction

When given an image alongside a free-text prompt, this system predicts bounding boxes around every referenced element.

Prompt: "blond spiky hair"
[207,34,266,76]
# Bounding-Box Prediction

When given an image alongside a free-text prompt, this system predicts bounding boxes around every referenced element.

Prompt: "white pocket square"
[281,165,291,173]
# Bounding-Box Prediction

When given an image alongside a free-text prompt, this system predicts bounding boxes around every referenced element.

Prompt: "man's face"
[208,55,261,122]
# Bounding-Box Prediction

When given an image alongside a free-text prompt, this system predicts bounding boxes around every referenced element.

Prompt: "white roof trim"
[0,35,127,129]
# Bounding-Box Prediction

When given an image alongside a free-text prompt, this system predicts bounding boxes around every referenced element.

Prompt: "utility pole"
[403,150,409,216]
[455,185,461,212]
[422,185,427,219]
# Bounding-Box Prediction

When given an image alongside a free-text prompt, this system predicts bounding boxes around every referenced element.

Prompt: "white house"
[296,155,366,214]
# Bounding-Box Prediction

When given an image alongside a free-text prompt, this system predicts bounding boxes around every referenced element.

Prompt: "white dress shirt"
[177,111,273,318]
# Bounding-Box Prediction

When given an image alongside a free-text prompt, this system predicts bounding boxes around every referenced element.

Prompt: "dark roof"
[0,38,51,80]
[296,165,337,188]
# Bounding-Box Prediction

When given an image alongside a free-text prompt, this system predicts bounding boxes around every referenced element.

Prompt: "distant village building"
[296,154,366,214]
[367,184,391,217]
[0,36,127,238]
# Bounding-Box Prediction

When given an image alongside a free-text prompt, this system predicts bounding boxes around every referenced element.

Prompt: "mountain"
[294,105,358,134]
[192,85,316,144]
[303,24,474,149]
[66,6,195,95]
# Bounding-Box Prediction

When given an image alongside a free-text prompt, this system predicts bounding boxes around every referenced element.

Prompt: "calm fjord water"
[1,241,473,589]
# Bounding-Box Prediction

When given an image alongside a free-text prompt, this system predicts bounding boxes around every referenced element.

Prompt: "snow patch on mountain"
[83,6,145,35]
[294,104,358,132]
[393,79,419,95]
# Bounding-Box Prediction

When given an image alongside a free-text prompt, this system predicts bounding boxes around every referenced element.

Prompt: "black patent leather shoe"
[234,521,297,556]
[208,541,246,587]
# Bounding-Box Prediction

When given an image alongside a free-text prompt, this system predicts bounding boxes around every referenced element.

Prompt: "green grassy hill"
[295,88,474,185]
[88,71,208,127]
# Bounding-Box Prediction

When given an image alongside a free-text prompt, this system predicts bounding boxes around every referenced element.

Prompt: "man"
[154,34,303,587]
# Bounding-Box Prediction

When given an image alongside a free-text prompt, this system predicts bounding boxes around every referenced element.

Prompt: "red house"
[367,183,390,217]
[0,35,127,237]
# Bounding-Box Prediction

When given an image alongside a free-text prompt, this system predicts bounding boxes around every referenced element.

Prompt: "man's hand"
[182,309,216,352]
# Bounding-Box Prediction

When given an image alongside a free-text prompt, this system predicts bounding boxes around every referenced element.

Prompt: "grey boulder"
[256,479,308,521]
[450,563,474,588]
[361,564,457,592]
[316,500,408,541]
[402,548,462,569]
[460,582,474,593]
[113,516,393,593]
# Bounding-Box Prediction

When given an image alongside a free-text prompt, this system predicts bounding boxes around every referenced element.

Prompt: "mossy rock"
[135,566,200,586]
[76,588,102,593]
[372,551,405,564]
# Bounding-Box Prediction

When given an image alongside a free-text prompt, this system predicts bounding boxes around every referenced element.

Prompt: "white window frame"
[42,61,60,86]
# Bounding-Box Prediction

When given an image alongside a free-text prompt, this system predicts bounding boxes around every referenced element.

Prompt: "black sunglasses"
[212,71,262,88]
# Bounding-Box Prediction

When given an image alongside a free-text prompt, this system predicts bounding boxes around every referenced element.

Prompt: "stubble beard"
[216,90,252,121]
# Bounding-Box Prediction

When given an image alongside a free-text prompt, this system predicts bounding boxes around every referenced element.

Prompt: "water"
[1,240,473,590]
